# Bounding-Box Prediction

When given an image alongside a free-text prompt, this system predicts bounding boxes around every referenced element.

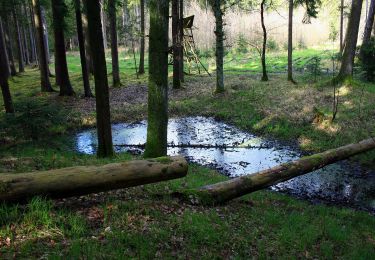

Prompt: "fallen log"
[189,138,375,205]
[0,156,188,202]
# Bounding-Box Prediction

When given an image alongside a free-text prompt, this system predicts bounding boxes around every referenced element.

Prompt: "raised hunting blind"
[169,15,211,76]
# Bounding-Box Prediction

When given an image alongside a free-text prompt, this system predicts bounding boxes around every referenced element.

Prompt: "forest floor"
[0,50,374,258]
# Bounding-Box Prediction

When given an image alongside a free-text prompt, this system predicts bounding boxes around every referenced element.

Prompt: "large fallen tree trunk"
[0,156,188,202]
[190,138,375,205]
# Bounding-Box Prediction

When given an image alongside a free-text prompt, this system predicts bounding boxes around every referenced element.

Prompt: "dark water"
[74,117,375,212]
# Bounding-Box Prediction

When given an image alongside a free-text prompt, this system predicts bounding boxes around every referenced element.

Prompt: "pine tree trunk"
[189,138,375,205]
[172,0,181,89]
[340,0,345,53]
[144,0,169,158]
[213,0,224,93]
[41,7,50,64]
[337,0,364,81]
[261,0,268,82]
[108,0,121,87]
[82,5,94,75]
[0,18,15,114]
[51,0,75,96]
[13,7,25,73]
[22,21,31,66]
[32,0,54,92]
[85,0,114,158]
[0,156,188,202]
[138,0,145,74]
[360,0,375,58]
[74,0,93,98]
[3,18,17,76]
[100,0,108,50]
[179,0,184,82]
[29,0,39,64]
[287,0,294,82]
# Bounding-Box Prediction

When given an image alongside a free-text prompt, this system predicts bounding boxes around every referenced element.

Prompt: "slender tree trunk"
[51,0,74,96]
[40,7,50,64]
[13,7,25,73]
[360,0,375,57]
[144,0,169,158]
[0,18,15,114]
[179,0,184,82]
[172,0,181,88]
[29,0,39,64]
[82,6,94,74]
[287,0,294,82]
[336,0,364,81]
[261,0,268,81]
[74,0,93,97]
[32,0,54,92]
[84,0,114,158]
[213,0,225,93]
[100,0,108,50]
[187,138,375,205]
[108,0,121,87]
[3,18,17,76]
[22,4,31,65]
[138,0,145,74]
[340,0,345,53]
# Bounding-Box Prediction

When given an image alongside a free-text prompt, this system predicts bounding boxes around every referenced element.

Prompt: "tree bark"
[22,4,31,66]
[100,0,108,50]
[3,17,17,76]
[360,0,375,58]
[0,156,188,202]
[0,18,15,113]
[29,0,39,64]
[340,0,345,53]
[261,0,268,82]
[138,0,145,74]
[82,5,94,75]
[51,0,75,96]
[40,7,50,64]
[336,0,364,81]
[144,0,169,158]
[85,0,114,158]
[172,0,181,89]
[213,0,225,93]
[13,7,25,73]
[179,0,184,82]
[287,0,294,82]
[74,0,93,98]
[189,138,375,205]
[32,0,54,92]
[108,0,121,87]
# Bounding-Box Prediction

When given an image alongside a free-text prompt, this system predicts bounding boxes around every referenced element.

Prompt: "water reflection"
[74,116,375,212]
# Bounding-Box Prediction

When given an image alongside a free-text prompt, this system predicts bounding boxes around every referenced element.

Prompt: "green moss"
[152,156,173,164]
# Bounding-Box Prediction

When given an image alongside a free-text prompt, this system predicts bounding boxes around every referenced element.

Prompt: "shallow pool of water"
[74,117,375,212]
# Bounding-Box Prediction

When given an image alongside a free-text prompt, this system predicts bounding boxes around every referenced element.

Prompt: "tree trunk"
[144,0,169,158]
[3,17,17,76]
[85,0,114,158]
[51,0,75,96]
[22,4,31,66]
[32,0,54,92]
[108,0,121,87]
[179,0,184,82]
[340,0,345,53]
[189,138,375,205]
[138,0,145,74]
[0,156,188,202]
[100,0,108,50]
[172,0,181,89]
[74,0,93,98]
[213,0,224,93]
[40,7,50,64]
[261,0,268,82]
[336,0,364,81]
[29,0,39,64]
[13,7,25,73]
[360,0,375,58]
[287,0,294,82]
[0,18,15,114]
[82,6,94,75]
